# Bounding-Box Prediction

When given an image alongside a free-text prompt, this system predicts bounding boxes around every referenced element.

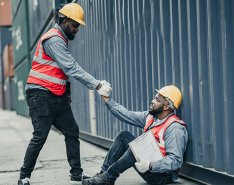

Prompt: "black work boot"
[70,173,91,184]
[82,173,115,185]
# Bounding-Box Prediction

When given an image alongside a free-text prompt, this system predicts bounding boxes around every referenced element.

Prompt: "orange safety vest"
[144,114,186,157]
[27,28,68,96]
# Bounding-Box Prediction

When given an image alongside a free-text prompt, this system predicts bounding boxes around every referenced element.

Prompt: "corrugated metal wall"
[70,0,234,177]
[28,0,55,49]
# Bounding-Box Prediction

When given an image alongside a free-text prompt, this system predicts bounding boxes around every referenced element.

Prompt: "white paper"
[129,130,163,162]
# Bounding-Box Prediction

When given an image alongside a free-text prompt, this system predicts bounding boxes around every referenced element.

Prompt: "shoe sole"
[82,180,90,185]
[70,180,82,185]
[81,180,114,185]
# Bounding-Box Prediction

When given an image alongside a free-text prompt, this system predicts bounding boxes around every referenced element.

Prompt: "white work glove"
[97,80,112,97]
[135,158,150,173]
[100,80,110,86]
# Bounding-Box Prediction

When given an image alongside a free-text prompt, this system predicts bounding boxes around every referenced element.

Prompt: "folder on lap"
[129,130,163,162]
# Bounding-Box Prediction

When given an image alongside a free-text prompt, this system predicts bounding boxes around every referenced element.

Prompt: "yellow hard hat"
[156,85,182,109]
[59,3,86,26]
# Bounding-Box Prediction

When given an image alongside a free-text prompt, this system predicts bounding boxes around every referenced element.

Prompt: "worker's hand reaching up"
[97,80,112,98]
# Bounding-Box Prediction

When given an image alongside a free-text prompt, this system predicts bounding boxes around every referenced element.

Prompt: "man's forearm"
[105,98,147,128]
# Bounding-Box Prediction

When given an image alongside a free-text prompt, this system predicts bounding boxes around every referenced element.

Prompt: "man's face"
[63,19,80,40]
[149,93,168,116]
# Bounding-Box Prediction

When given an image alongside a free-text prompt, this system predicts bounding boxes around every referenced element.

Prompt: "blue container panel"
[221,0,234,175]
[28,0,54,48]
[68,0,234,176]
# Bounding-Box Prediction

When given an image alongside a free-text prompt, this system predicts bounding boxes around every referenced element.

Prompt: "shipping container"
[0,54,2,107]
[0,84,3,108]
[11,75,16,110]
[3,77,14,110]
[0,27,12,54]
[12,0,29,67]
[28,0,54,49]
[68,0,234,184]
[3,44,14,78]
[0,0,12,26]
[2,44,14,111]
[14,58,29,116]
[11,0,21,19]
[0,27,12,108]
[12,0,69,66]
[28,0,76,49]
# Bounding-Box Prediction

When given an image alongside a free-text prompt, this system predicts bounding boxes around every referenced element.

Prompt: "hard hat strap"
[165,97,175,110]
[58,12,66,18]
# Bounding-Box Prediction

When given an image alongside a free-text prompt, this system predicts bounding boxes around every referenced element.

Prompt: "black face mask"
[149,105,164,117]
[63,25,75,40]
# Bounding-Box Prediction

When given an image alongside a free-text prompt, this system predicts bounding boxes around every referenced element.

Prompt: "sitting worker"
[83,85,188,185]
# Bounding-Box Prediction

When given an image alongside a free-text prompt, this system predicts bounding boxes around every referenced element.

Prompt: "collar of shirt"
[149,112,174,129]
[54,23,68,41]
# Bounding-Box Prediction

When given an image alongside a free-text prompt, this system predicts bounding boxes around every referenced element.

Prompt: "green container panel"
[11,0,21,19]
[14,58,30,116]
[12,0,29,67]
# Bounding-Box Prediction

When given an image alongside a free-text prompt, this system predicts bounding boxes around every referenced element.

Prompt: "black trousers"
[20,89,82,179]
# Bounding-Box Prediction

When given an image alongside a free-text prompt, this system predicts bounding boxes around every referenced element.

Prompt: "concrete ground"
[0,109,202,185]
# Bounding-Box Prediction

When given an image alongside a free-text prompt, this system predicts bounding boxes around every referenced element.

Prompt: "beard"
[149,105,164,117]
[63,25,75,40]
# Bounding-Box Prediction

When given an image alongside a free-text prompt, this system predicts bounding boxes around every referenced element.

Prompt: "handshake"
[96,80,112,98]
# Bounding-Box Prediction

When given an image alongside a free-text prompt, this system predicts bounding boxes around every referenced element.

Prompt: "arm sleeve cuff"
[105,98,115,107]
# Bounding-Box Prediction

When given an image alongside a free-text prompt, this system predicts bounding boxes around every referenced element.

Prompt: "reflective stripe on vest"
[29,69,66,85]
[33,56,60,68]
[144,114,186,157]
[27,28,68,95]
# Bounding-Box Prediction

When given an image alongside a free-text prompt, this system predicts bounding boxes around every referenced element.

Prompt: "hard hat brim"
[72,17,86,26]
[155,89,166,98]
[155,89,160,94]
[59,10,86,26]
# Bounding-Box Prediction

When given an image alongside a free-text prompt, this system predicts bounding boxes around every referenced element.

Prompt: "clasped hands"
[97,80,112,97]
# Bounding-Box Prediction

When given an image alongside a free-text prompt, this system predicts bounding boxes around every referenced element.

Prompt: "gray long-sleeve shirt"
[105,98,188,181]
[25,24,99,91]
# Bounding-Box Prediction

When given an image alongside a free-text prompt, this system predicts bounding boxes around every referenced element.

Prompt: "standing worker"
[17,3,112,185]
[83,85,188,185]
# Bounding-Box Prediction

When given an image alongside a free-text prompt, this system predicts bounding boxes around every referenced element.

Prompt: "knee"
[119,130,132,136]
[32,131,48,144]
[65,126,79,139]
[117,130,135,141]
